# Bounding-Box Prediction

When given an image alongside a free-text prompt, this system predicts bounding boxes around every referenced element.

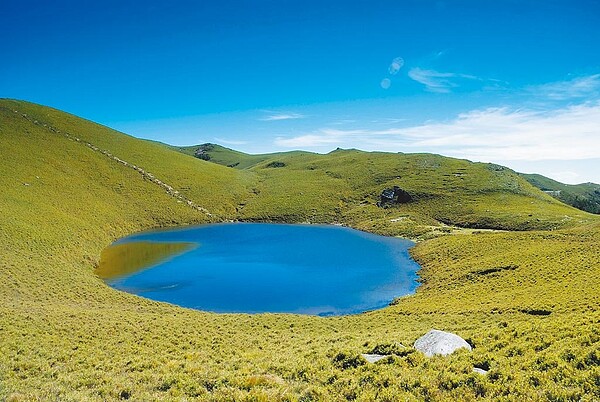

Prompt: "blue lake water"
[98,223,420,316]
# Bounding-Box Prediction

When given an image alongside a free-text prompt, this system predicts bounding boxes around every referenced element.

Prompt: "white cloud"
[370,118,407,124]
[275,129,364,147]
[407,67,480,93]
[274,102,600,162]
[495,158,600,185]
[549,170,582,184]
[213,137,248,146]
[527,74,600,100]
[331,119,358,125]
[259,111,305,121]
[401,104,600,161]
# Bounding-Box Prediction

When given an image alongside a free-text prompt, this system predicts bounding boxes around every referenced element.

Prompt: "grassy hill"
[176,143,594,236]
[171,143,297,169]
[521,172,600,214]
[1,99,599,401]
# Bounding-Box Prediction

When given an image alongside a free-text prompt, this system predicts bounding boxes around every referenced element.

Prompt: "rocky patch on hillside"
[377,186,412,207]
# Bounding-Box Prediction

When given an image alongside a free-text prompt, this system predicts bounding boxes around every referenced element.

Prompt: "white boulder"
[414,329,472,357]
[361,353,387,363]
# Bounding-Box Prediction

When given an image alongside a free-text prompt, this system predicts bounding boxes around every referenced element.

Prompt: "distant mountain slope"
[175,142,595,234]
[173,143,307,169]
[520,173,600,214]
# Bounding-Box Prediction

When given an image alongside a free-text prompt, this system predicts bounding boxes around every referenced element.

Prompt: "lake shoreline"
[98,222,422,316]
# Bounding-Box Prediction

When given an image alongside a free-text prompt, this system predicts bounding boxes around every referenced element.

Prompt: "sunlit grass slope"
[189,145,594,235]
[1,99,599,401]
[2,100,256,218]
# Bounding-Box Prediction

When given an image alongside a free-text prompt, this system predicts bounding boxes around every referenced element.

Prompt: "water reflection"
[95,241,195,280]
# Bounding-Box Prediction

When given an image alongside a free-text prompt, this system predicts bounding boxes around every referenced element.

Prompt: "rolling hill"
[1,99,599,401]
[171,143,595,236]
[520,173,600,214]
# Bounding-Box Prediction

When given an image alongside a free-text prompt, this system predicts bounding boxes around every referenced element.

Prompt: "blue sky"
[2,0,600,183]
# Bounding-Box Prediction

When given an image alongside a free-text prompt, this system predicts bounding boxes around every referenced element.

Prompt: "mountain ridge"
[520,172,600,214]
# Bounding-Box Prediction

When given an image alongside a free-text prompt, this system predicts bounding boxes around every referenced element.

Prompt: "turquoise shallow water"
[102,223,421,316]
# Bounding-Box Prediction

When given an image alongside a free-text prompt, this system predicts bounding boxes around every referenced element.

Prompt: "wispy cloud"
[275,102,600,162]
[370,118,407,124]
[526,74,600,100]
[331,119,358,125]
[213,137,248,146]
[259,111,305,121]
[398,104,600,160]
[408,67,480,93]
[276,129,364,148]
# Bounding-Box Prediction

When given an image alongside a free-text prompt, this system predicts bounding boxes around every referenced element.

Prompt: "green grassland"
[1,99,599,401]
[180,144,594,234]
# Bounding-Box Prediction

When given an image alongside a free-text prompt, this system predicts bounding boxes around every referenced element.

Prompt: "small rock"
[473,367,488,375]
[414,329,472,357]
[361,353,387,363]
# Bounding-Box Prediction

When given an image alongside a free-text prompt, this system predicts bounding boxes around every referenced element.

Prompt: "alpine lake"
[95,223,420,316]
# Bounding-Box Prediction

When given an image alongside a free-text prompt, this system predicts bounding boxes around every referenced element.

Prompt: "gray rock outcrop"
[194,148,211,161]
[414,329,472,357]
[194,143,215,161]
[377,186,412,207]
